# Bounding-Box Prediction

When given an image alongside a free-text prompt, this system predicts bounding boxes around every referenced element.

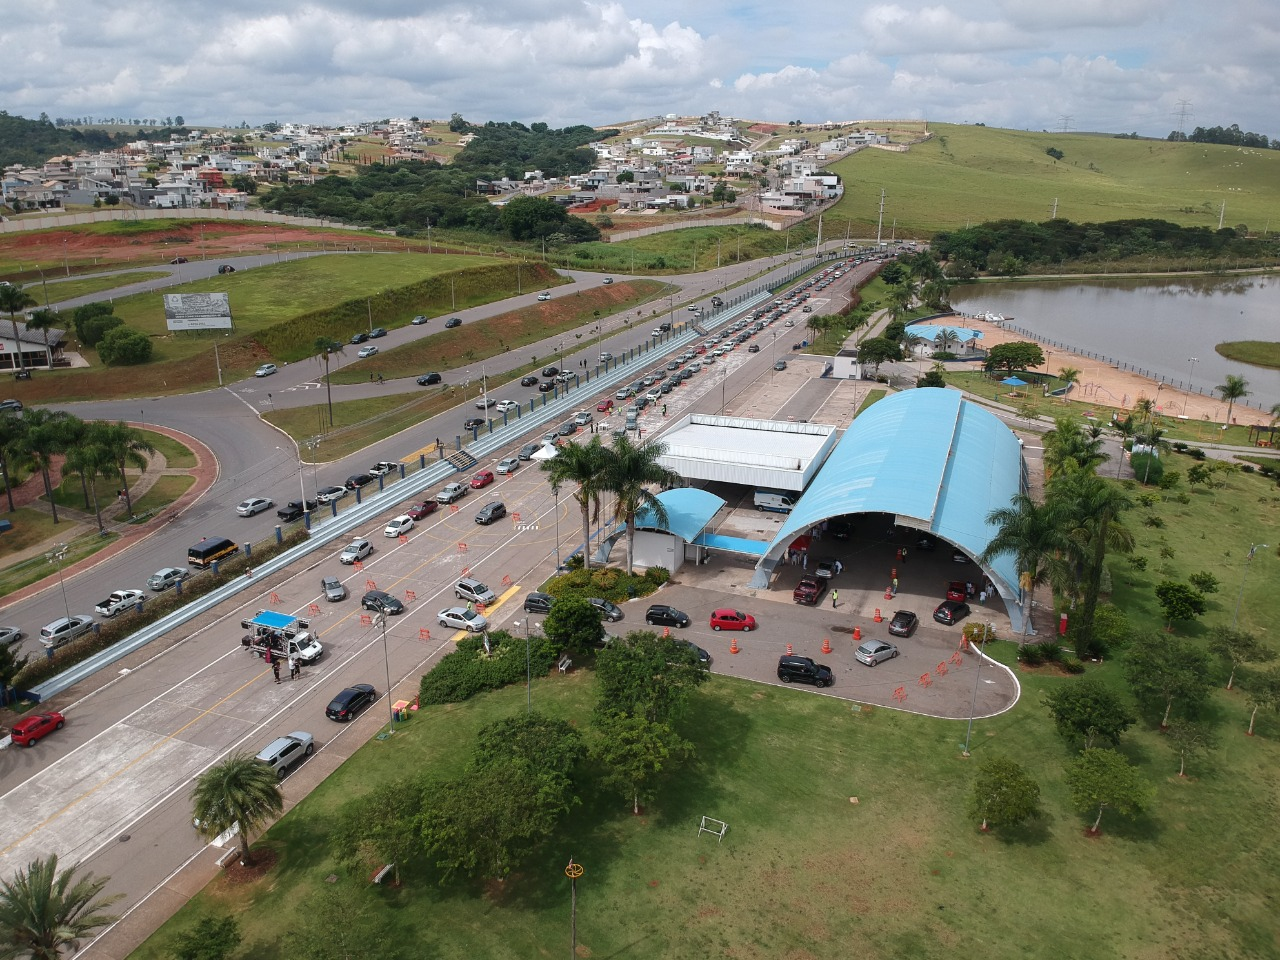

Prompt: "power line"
[1057,115,1074,134]
[1174,100,1193,135]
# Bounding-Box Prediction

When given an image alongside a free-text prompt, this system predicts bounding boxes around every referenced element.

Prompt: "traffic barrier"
[308,603,319,615]
[353,560,364,572]
[873,608,882,622]
[399,535,408,544]
[476,602,487,614]
[360,614,373,626]
[461,565,470,577]
[729,636,739,654]
[918,673,933,687]
[418,628,431,641]
[366,579,377,591]
[450,504,459,513]
[501,574,512,587]
[458,542,468,552]
[821,636,832,654]
[405,590,416,603]
[512,512,521,524]
[853,626,861,641]
[269,591,280,604]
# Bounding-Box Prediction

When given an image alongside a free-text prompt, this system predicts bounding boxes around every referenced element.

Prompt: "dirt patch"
[217,844,278,886]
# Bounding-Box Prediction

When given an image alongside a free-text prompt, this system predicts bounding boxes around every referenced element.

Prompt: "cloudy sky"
[4,0,1276,137]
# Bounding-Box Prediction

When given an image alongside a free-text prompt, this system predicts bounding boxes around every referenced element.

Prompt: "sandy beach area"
[959,315,1274,428]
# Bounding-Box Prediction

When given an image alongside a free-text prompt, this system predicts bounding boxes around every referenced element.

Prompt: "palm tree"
[25,307,60,366]
[886,285,914,320]
[1216,374,1250,426]
[981,493,1072,640]
[0,409,25,512]
[601,434,682,575]
[541,435,608,570]
[1042,415,1107,478]
[0,282,38,375]
[1110,415,1135,478]
[63,441,115,532]
[1056,366,1080,401]
[313,336,343,427]
[1270,401,1280,426]
[1051,472,1134,657]
[92,420,154,515]
[935,328,959,354]
[192,753,284,866]
[5,409,72,523]
[0,854,123,959]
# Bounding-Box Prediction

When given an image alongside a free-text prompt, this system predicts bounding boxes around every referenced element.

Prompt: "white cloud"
[0,0,1272,139]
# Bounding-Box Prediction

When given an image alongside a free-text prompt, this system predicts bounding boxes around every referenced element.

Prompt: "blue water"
[950,275,1280,412]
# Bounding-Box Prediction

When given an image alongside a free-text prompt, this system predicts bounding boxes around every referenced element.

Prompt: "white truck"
[240,610,324,663]
[94,589,145,618]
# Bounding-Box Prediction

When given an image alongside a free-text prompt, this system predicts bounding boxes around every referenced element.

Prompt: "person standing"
[272,659,281,684]
[289,655,299,680]
[831,589,839,609]
[892,576,899,596]
[901,546,908,565]
[802,552,808,571]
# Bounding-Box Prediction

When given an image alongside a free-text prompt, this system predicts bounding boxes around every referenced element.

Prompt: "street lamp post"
[375,614,396,734]
[1232,544,1268,630]
[1187,356,1199,392]
[46,543,72,621]
[962,622,993,757]
[552,483,562,571]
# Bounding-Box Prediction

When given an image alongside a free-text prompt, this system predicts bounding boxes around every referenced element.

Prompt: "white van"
[753,489,796,513]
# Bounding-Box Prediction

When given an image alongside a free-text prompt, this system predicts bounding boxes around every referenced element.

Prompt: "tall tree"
[592,712,692,815]
[540,435,607,570]
[91,420,154,516]
[968,755,1041,832]
[601,434,681,575]
[0,854,122,960]
[1052,472,1134,657]
[171,915,241,960]
[25,307,59,358]
[594,631,709,724]
[1065,748,1153,836]
[62,441,114,533]
[191,754,284,866]
[981,492,1071,640]
[0,409,25,513]
[1241,666,1280,736]
[1164,719,1218,778]
[1216,374,1250,425]
[5,409,73,523]
[542,596,606,653]
[333,776,423,886]
[0,282,37,375]
[1123,633,1215,728]
[313,337,343,427]
[1043,679,1137,749]
[1209,626,1275,690]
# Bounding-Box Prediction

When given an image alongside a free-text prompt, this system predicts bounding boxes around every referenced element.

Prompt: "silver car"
[321,576,346,602]
[437,607,489,632]
[147,567,189,591]
[855,639,899,667]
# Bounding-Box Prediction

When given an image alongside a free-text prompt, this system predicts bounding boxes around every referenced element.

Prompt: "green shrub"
[1017,644,1045,666]
[644,566,670,586]
[1061,657,1086,674]
[419,631,559,705]
[1187,448,1207,460]
[1035,641,1064,662]
[1131,453,1163,485]
[1126,555,1149,571]
[1188,571,1220,594]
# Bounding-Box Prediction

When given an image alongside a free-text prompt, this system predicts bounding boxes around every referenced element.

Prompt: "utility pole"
[1175,100,1192,136]
[875,189,885,245]
[1050,197,1058,219]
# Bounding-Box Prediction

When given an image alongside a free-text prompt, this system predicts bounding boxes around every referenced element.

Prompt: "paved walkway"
[0,426,218,610]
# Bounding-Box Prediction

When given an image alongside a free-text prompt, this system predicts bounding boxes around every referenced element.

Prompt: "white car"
[384,515,415,538]
[40,615,95,649]
[437,607,490,632]
[369,461,399,476]
[574,410,593,426]
[339,538,373,564]
[0,626,23,646]
[645,388,662,403]
[356,345,378,358]
[495,399,519,413]
[537,292,551,301]
[254,363,277,378]
[94,589,144,618]
[236,496,274,517]
[496,457,519,475]
[316,485,348,504]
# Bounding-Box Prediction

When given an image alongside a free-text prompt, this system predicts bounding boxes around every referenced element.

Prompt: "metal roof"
[753,390,1023,625]
[907,324,984,344]
[657,414,838,492]
[248,611,298,630]
[632,487,726,542]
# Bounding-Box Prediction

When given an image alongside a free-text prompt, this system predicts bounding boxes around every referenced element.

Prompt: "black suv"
[416,372,443,386]
[777,655,834,688]
[524,591,554,614]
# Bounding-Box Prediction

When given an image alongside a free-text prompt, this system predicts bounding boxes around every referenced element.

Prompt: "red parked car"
[946,581,967,602]
[10,711,65,747]
[404,501,438,520]
[470,470,495,489]
[710,609,757,631]
[596,398,614,413]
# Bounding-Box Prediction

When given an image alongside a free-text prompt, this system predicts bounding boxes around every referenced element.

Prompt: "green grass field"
[125,474,195,522]
[1215,340,1280,371]
[39,271,169,303]
[825,123,1280,238]
[139,428,198,469]
[130,457,1280,960]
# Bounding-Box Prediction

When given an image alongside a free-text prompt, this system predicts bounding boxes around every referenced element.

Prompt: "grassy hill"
[825,123,1280,237]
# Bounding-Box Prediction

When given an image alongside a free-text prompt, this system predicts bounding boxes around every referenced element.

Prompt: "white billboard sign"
[163,293,233,331]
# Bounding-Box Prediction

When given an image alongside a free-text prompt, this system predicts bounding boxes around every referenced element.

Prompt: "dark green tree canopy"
[594,630,709,724]
[984,341,1046,374]
[1043,679,1137,748]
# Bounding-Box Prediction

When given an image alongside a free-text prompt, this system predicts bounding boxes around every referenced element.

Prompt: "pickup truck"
[277,499,318,522]
[240,610,324,663]
[95,589,145,618]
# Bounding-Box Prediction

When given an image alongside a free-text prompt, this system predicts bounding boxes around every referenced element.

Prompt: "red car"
[470,471,495,489]
[404,501,438,520]
[10,711,65,747]
[596,398,614,413]
[946,580,967,602]
[710,608,757,631]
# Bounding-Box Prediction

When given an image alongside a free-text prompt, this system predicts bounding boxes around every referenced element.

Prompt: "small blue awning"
[249,611,296,630]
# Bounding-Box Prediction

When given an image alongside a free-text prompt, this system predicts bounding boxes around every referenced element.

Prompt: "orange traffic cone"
[663,626,670,638]
[873,608,883,622]
[786,642,793,655]
[853,626,862,641]
[822,636,832,654]
[884,587,893,600]
[730,635,740,655]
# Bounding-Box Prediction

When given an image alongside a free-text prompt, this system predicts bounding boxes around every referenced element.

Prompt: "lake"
[950,274,1280,412]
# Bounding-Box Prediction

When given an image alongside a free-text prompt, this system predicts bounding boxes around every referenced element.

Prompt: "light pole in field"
[374,614,396,734]
[962,622,993,757]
